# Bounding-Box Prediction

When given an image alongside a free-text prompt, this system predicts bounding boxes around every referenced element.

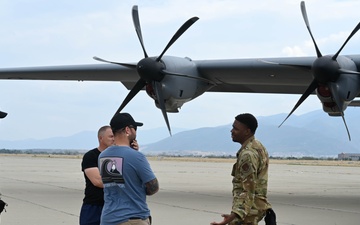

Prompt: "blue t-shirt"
[98,145,156,225]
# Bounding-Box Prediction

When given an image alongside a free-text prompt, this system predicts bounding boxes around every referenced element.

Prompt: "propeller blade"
[93,56,137,69]
[0,111,7,119]
[114,79,146,116]
[156,17,199,61]
[329,83,351,140]
[340,113,351,141]
[279,79,318,127]
[132,5,148,58]
[300,1,322,58]
[153,81,172,135]
[332,22,360,60]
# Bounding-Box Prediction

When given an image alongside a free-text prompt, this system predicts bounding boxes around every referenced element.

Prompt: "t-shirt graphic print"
[99,157,125,187]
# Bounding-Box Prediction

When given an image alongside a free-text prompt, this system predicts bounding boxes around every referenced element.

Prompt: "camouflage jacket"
[231,136,272,223]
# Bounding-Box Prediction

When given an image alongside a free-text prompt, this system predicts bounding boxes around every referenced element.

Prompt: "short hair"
[235,113,258,134]
[98,125,111,138]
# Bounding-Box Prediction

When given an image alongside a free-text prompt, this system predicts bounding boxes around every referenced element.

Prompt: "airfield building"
[338,153,360,161]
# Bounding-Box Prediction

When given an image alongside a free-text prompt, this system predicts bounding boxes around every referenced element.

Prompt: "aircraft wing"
[0,64,138,82]
[196,56,316,94]
[2,2,360,138]
[0,56,318,95]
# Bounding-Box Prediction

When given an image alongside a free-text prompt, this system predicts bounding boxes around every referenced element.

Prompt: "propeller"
[279,1,360,140]
[93,5,199,135]
[0,111,7,119]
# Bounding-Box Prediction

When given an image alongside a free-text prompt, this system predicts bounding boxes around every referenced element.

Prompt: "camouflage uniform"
[230,136,272,225]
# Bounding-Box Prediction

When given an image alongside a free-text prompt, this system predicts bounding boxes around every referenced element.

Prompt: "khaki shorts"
[118,218,151,225]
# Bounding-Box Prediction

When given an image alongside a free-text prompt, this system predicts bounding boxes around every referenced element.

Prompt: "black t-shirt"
[81,148,104,205]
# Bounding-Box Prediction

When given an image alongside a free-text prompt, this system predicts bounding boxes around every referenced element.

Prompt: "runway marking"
[148,199,222,215]
[159,188,229,198]
[272,201,360,214]
[0,176,82,192]
[0,176,82,218]
[0,194,79,218]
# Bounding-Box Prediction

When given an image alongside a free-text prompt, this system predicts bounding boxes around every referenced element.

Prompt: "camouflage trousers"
[229,212,265,225]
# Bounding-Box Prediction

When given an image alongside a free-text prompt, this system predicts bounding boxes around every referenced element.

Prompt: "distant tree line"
[0,149,81,155]
[269,156,340,160]
[2,149,356,160]
[145,153,341,160]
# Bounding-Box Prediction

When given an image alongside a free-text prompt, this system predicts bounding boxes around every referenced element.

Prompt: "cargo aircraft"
[1,1,360,140]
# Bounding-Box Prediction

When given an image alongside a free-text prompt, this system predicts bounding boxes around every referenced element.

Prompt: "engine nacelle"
[315,56,360,116]
[145,56,215,112]
[146,76,213,112]
[316,85,342,116]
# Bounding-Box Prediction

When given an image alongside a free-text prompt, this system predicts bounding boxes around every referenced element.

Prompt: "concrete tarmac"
[0,155,359,225]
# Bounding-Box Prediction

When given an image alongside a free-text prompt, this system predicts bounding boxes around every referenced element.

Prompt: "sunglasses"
[128,125,137,131]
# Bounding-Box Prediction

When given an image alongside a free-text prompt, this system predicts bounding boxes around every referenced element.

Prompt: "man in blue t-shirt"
[99,113,159,225]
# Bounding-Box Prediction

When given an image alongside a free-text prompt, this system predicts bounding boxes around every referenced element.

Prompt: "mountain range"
[1,109,360,157]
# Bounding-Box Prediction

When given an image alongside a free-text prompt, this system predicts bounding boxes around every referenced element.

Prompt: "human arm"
[84,167,103,188]
[82,150,104,188]
[145,178,159,195]
[136,153,159,195]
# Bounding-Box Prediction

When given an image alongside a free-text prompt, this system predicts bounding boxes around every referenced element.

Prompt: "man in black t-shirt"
[79,125,114,225]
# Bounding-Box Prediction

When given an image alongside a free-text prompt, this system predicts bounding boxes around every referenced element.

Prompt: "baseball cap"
[110,113,143,132]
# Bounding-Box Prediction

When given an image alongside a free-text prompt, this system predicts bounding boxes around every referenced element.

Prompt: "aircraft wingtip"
[0,111,7,119]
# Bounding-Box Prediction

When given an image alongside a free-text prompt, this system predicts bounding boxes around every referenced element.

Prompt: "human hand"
[131,140,139,150]
[210,213,236,225]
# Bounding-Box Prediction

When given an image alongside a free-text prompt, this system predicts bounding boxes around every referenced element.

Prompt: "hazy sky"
[1,0,360,140]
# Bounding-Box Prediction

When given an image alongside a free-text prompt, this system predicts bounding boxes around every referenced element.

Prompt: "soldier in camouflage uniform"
[211,113,273,225]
